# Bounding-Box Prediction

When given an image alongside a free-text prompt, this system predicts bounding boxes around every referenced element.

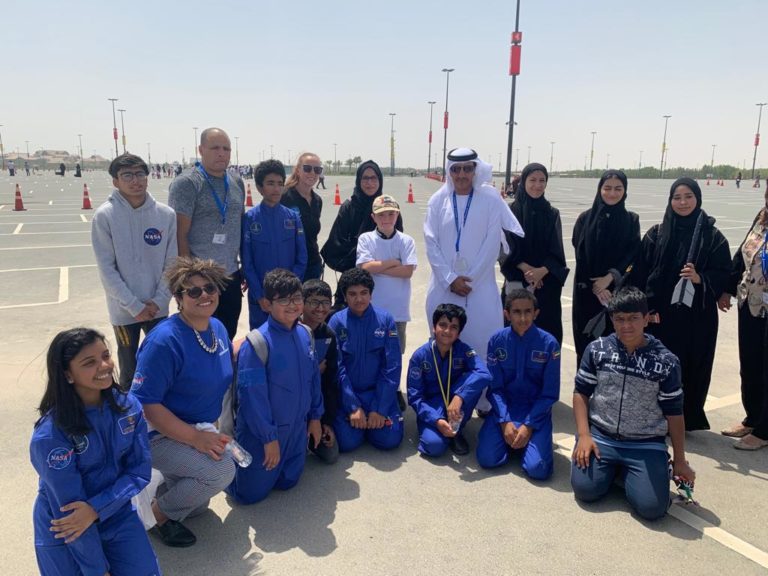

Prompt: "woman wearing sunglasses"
[718,187,768,449]
[131,257,236,547]
[282,152,325,279]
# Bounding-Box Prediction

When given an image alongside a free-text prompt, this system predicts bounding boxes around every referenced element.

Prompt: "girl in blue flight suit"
[30,328,160,576]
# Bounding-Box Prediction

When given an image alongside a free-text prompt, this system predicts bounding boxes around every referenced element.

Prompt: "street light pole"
[441,67,454,180]
[527,146,531,165]
[639,150,643,169]
[147,142,152,167]
[0,125,4,170]
[751,103,767,179]
[389,112,396,177]
[504,0,523,190]
[235,136,240,166]
[549,141,555,173]
[108,98,119,156]
[589,131,597,171]
[427,101,436,174]
[193,127,199,163]
[117,109,127,153]
[78,134,84,169]
[25,140,30,159]
[710,144,717,179]
[333,143,337,173]
[660,115,671,178]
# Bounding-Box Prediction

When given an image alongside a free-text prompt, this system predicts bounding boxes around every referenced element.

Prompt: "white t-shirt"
[356,230,418,321]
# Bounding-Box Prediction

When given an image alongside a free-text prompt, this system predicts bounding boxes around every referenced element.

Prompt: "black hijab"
[510,163,555,260]
[646,177,711,299]
[576,170,633,277]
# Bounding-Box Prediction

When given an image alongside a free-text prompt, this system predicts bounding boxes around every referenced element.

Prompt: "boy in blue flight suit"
[227,269,323,504]
[477,289,561,480]
[328,268,403,452]
[407,303,491,457]
[242,160,308,329]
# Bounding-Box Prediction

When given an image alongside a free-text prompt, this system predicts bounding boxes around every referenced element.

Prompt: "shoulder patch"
[284,218,296,230]
[552,349,561,360]
[71,434,89,455]
[47,447,74,470]
[409,367,422,380]
[131,371,145,391]
[495,348,508,362]
[465,349,477,357]
[373,327,386,338]
[118,412,139,435]
[421,360,433,372]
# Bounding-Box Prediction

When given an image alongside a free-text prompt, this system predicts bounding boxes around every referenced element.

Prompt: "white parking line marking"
[0,244,91,251]
[80,214,88,222]
[12,223,23,234]
[58,266,69,303]
[0,264,96,273]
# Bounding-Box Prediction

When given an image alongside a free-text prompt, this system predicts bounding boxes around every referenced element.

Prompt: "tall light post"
[147,142,152,167]
[25,140,30,158]
[514,148,520,172]
[660,115,671,178]
[639,150,643,169]
[549,141,555,173]
[117,109,127,153]
[0,124,4,170]
[287,149,291,165]
[78,134,83,169]
[270,144,274,159]
[389,112,396,176]
[606,153,610,169]
[589,131,597,171]
[751,103,767,179]
[235,136,240,166]
[504,0,523,190]
[108,98,119,156]
[710,144,717,178]
[193,127,199,163]
[427,100,436,174]
[527,146,531,165]
[441,67,454,180]
[333,143,337,173]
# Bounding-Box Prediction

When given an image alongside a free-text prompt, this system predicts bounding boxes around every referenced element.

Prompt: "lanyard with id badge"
[197,163,230,245]
[452,190,474,274]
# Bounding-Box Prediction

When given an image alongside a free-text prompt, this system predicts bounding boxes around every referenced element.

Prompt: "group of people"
[28,127,768,575]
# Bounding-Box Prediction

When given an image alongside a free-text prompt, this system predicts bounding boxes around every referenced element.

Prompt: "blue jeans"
[570,438,671,520]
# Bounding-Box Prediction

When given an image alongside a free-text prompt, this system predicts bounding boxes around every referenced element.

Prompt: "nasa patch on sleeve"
[118,412,139,435]
[47,447,74,470]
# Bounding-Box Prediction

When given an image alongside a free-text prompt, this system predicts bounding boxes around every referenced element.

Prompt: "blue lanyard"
[761,231,768,280]
[196,163,230,225]
[451,189,474,253]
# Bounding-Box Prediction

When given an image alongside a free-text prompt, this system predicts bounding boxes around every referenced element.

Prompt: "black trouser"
[113,318,164,390]
[738,305,768,438]
[214,269,243,340]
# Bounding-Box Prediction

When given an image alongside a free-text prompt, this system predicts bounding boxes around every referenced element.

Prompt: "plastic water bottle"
[225,439,252,468]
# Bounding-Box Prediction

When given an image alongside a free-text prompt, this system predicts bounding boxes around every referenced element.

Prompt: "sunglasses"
[449,163,476,174]
[118,170,149,181]
[302,165,323,175]
[180,283,218,299]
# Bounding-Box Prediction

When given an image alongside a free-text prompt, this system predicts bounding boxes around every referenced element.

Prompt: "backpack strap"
[219,329,269,437]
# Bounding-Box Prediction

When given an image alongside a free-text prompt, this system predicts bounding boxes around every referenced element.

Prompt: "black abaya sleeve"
[629,225,659,301]
[610,213,641,283]
[542,212,569,286]
[699,228,732,303]
[320,203,356,272]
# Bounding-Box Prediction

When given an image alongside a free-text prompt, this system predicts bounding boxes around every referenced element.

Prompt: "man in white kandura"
[424,147,524,413]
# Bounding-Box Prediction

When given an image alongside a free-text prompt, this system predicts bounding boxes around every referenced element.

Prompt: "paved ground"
[1,171,767,575]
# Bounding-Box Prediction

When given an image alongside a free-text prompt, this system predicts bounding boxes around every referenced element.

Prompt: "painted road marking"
[80,214,88,222]
[0,244,91,251]
[0,264,96,273]
[12,223,23,234]
[0,266,72,310]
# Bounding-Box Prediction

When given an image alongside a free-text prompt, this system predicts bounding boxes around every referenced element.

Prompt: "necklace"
[193,327,218,354]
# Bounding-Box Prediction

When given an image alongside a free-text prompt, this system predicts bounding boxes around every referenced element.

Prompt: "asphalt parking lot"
[1,170,766,575]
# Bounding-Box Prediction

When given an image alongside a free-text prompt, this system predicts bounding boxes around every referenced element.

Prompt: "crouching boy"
[227,269,322,504]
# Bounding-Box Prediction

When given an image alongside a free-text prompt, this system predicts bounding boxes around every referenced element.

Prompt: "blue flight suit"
[242,202,308,329]
[30,391,160,575]
[227,317,323,504]
[476,325,561,480]
[407,338,490,457]
[328,305,403,452]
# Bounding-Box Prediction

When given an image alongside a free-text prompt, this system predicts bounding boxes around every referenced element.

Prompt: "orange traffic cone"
[246,182,254,207]
[82,183,92,210]
[334,184,341,206]
[407,183,414,203]
[13,183,26,211]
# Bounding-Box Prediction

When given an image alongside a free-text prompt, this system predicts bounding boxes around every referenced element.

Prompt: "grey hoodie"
[91,190,178,325]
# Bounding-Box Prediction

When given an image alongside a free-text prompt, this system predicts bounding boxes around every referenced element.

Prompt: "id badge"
[213,233,227,245]
[453,253,468,274]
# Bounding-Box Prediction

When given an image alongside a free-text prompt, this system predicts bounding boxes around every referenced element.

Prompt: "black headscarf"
[509,163,554,262]
[646,177,712,301]
[576,169,633,277]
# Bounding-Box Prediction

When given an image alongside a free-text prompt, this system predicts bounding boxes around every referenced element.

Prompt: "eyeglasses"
[272,295,304,306]
[118,170,149,181]
[361,175,379,182]
[306,298,332,308]
[302,165,323,175]
[449,164,476,174]
[181,283,218,299]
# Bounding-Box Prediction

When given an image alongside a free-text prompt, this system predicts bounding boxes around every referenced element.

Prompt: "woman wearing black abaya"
[631,177,731,431]
[501,163,569,343]
[320,160,402,308]
[572,170,640,364]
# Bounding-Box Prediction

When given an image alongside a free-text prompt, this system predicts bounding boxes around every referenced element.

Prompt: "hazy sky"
[3,0,767,171]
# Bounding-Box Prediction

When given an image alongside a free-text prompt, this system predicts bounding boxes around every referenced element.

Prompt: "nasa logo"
[131,371,145,391]
[409,367,422,380]
[374,328,385,338]
[47,447,74,470]
[143,228,162,246]
[284,219,295,229]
